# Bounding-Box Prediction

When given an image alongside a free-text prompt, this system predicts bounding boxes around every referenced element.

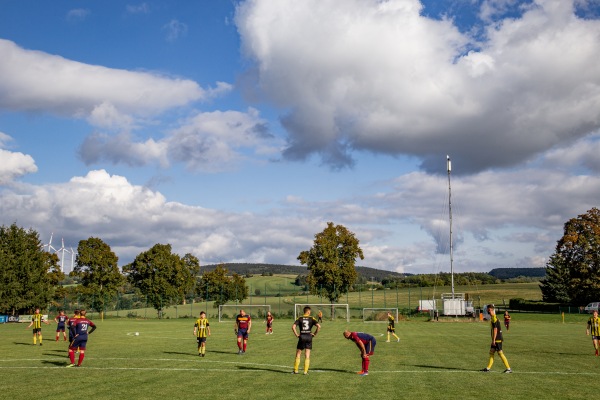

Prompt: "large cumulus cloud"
[235,0,600,173]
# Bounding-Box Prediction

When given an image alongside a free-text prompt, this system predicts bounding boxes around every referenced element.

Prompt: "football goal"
[294,303,350,322]
[218,304,271,322]
[362,308,399,323]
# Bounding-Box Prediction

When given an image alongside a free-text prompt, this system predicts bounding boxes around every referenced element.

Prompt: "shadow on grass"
[13,342,36,346]
[236,365,289,374]
[203,349,242,355]
[41,359,69,366]
[163,351,198,357]
[409,364,471,371]
[312,367,352,373]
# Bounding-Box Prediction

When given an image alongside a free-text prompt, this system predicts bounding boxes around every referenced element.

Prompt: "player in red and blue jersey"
[266,311,274,334]
[54,310,69,341]
[235,309,252,354]
[344,330,376,376]
[66,309,96,367]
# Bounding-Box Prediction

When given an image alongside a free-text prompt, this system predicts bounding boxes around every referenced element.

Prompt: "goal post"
[362,308,399,323]
[218,304,271,322]
[294,303,350,322]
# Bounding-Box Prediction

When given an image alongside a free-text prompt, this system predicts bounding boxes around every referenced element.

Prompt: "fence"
[39,283,585,320]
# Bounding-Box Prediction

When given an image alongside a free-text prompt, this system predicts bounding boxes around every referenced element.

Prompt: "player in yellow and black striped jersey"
[26,308,49,346]
[587,310,600,356]
[194,311,211,357]
[386,312,400,342]
[480,304,512,373]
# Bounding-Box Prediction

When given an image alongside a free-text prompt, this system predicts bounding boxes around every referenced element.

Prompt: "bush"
[509,298,563,313]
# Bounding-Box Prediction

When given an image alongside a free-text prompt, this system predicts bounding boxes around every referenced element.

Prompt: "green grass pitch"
[1,313,599,400]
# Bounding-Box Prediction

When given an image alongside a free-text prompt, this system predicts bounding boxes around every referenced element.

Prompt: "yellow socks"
[294,356,300,372]
[486,352,494,369]
[304,359,310,374]
[499,352,510,369]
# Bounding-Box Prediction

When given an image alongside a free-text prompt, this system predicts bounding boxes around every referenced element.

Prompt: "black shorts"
[32,328,41,334]
[196,337,207,344]
[387,327,395,332]
[491,341,503,351]
[296,334,313,350]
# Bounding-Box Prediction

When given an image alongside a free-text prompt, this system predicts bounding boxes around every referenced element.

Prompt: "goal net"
[218,304,271,322]
[362,308,399,323]
[294,303,350,322]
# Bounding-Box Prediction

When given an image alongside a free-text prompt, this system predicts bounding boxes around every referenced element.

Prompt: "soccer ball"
[135,332,139,336]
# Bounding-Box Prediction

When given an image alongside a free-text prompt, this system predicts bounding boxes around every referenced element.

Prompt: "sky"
[1,0,600,275]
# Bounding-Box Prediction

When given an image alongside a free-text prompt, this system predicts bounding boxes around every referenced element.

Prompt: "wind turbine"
[45,233,57,253]
[69,247,77,273]
[56,238,70,273]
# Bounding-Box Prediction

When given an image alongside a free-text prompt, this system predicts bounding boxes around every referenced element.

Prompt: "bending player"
[343,330,376,376]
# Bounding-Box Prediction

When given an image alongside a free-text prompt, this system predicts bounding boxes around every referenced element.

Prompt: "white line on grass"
[1,357,600,376]
[0,365,599,375]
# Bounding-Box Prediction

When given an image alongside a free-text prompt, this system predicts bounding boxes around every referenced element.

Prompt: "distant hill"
[202,263,405,281]
[488,267,546,279]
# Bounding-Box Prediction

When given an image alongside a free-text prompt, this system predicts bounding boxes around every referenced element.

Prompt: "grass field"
[1,312,599,400]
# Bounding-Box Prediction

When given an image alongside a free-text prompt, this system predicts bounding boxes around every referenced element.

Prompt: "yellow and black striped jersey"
[388,315,395,329]
[31,313,43,329]
[588,316,600,336]
[194,318,210,338]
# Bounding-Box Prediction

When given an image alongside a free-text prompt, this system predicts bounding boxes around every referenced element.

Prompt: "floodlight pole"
[447,155,455,298]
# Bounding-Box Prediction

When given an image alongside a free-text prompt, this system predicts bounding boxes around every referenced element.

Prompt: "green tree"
[72,237,124,318]
[123,244,199,317]
[197,263,248,307]
[540,207,600,304]
[298,222,364,313]
[0,224,59,314]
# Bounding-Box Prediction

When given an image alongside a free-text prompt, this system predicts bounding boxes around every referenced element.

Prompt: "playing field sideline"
[1,314,598,400]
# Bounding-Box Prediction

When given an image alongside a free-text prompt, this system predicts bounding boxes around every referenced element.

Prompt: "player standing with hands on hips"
[344,330,376,376]
[291,306,321,375]
[67,309,96,368]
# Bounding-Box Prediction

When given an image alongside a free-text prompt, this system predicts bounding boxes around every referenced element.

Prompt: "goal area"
[362,308,398,323]
[218,304,271,322]
[294,303,350,322]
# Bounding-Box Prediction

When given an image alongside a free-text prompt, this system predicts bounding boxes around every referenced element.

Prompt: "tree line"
[2,207,597,316]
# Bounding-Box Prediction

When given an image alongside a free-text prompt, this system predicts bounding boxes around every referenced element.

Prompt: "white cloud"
[235,0,600,173]
[78,108,283,172]
[0,149,37,185]
[0,39,205,124]
[163,19,188,42]
[0,169,316,268]
[126,3,150,14]
[66,9,90,22]
[0,132,37,184]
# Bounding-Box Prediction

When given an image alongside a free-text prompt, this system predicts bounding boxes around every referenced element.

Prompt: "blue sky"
[1,0,600,274]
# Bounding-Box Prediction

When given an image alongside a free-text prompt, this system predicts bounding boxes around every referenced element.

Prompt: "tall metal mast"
[447,155,455,298]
